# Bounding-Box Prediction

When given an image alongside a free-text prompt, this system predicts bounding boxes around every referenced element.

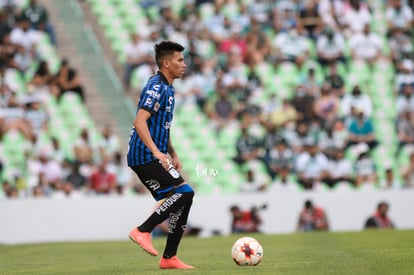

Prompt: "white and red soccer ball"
[231,236,263,266]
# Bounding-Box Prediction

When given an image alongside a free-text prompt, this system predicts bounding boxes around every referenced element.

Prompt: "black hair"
[277,138,287,145]
[60,59,68,66]
[154,41,185,68]
[17,13,29,22]
[305,200,313,209]
[377,201,389,210]
[35,60,48,75]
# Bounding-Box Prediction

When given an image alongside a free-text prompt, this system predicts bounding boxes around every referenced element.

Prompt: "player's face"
[166,51,186,79]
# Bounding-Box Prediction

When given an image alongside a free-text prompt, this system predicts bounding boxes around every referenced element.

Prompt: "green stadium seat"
[103,21,128,45]
[217,130,239,154]
[24,61,39,82]
[343,39,352,59]
[193,176,216,194]
[56,130,74,160]
[90,0,114,17]
[398,147,411,167]
[6,69,25,95]
[254,62,274,85]
[146,6,159,22]
[199,2,215,20]
[276,62,300,88]
[75,0,400,195]
[2,131,28,171]
[116,0,136,6]
[333,182,355,192]
[219,170,245,193]
[122,6,146,32]
[221,3,240,19]
[348,60,372,87]
[308,40,317,59]
[170,0,186,17]
[373,60,394,81]
[59,92,84,113]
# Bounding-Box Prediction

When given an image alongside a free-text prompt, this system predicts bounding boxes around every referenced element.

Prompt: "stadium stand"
[85,0,412,193]
[0,0,109,198]
[1,0,414,198]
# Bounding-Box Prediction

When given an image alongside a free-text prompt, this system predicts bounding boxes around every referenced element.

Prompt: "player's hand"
[171,155,182,172]
[154,151,170,171]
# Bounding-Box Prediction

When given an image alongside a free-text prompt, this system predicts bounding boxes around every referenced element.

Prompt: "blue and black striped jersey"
[127,71,175,166]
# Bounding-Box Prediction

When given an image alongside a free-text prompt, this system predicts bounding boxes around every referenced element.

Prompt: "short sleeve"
[139,84,163,114]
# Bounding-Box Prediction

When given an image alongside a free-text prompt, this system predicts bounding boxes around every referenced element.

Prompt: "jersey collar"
[157,71,170,85]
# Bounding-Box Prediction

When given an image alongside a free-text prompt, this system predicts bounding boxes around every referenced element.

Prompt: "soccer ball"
[231,237,263,266]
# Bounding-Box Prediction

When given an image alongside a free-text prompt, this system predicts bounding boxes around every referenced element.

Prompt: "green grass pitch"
[1,230,413,274]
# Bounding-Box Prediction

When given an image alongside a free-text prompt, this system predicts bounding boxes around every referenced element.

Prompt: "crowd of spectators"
[140,0,414,190]
[122,0,414,191]
[2,0,414,199]
[0,1,137,199]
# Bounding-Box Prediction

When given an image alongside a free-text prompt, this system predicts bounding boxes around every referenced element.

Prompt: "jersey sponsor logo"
[146,90,161,99]
[165,96,173,112]
[153,84,160,91]
[145,97,152,106]
[154,102,160,112]
[168,206,184,233]
[168,166,180,179]
[155,193,183,215]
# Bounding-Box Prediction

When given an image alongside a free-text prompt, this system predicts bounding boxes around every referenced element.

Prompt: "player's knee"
[186,190,194,201]
[174,183,194,196]
[174,184,194,205]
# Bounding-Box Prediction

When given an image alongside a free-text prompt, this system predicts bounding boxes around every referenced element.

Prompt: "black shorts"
[130,160,185,201]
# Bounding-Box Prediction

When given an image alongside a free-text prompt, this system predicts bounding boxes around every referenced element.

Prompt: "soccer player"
[127,41,195,269]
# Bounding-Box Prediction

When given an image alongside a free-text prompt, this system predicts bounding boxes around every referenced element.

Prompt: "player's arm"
[168,139,182,171]
[167,139,176,157]
[134,108,170,169]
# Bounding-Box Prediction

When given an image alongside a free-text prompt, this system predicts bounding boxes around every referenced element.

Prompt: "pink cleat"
[159,256,195,269]
[129,227,158,256]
